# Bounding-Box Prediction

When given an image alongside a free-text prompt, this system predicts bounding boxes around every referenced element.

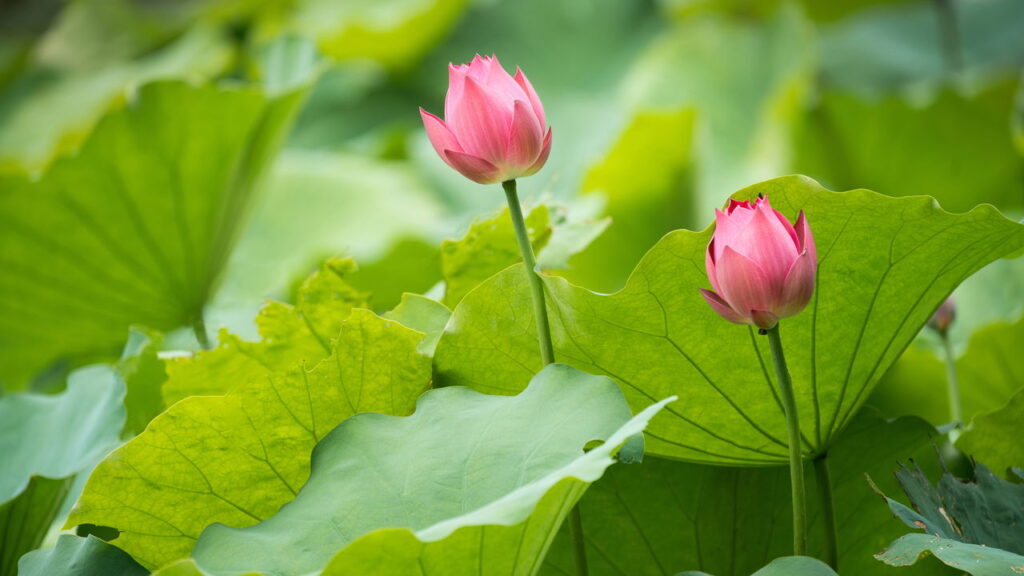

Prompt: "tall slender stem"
[504,179,587,574]
[193,314,211,350]
[766,324,807,556]
[502,180,555,365]
[814,453,839,569]
[941,333,963,435]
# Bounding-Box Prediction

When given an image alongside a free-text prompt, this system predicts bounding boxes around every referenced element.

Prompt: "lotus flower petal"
[716,246,773,317]
[750,309,779,330]
[777,249,815,317]
[521,127,552,177]
[725,202,800,287]
[794,210,816,263]
[420,108,462,167]
[514,67,546,128]
[444,150,502,185]
[506,100,543,170]
[700,289,749,325]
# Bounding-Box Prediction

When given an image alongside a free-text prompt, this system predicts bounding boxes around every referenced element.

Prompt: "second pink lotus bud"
[701,197,817,330]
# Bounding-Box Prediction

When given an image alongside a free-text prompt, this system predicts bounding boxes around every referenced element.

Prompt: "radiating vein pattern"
[435,175,1024,465]
[67,310,431,570]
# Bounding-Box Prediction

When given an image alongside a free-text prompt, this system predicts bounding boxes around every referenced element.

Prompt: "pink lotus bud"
[420,54,552,185]
[700,197,817,330]
[928,297,956,335]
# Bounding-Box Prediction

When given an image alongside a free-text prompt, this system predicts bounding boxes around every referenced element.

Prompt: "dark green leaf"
[17,535,146,576]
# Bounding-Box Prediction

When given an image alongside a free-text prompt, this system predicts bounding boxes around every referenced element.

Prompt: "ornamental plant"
[701,196,818,559]
[3,4,1024,576]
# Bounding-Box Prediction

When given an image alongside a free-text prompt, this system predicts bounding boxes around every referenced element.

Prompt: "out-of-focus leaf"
[0,25,232,170]
[795,81,1024,214]
[566,108,696,292]
[957,387,1024,477]
[820,0,1024,93]
[67,310,432,570]
[254,0,470,71]
[210,150,447,334]
[541,410,945,576]
[347,238,441,311]
[870,316,1024,426]
[190,364,672,576]
[117,328,167,436]
[0,55,317,389]
[0,366,125,575]
[435,176,1024,464]
[17,535,146,576]
[623,5,814,216]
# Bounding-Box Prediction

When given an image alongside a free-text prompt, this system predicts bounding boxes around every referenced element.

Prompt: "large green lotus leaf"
[0,60,315,389]
[794,82,1024,214]
[541,410,946,576]
[877,534,1024,575]
[189,364,672,575]
[565,108,697,293]
[435,176,1024,464]
[67,309,431,570]
[163,257,368,404]
[870,316,1024,427]
[0,24,231,170]
[17,535,146,576]
[0,366,125,575]
[957,387,1024,477]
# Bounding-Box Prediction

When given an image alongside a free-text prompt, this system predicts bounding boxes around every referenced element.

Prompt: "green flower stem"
[766,324,807,556]
[813,453,839,569]
[193,314,211,350]
[502,180,555,365]
[504,179,588,575]
[940,332,963,434]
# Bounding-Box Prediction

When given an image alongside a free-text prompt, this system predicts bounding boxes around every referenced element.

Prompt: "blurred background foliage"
[1,0,1022,425]
[2,1,1023,574]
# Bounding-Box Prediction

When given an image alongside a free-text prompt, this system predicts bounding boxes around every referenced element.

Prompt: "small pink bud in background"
[420,54,552,185]
[928,297,956,335]
[701,197,817,330]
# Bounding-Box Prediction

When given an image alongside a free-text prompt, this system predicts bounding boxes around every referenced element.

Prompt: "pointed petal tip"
[700,289,749,325]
